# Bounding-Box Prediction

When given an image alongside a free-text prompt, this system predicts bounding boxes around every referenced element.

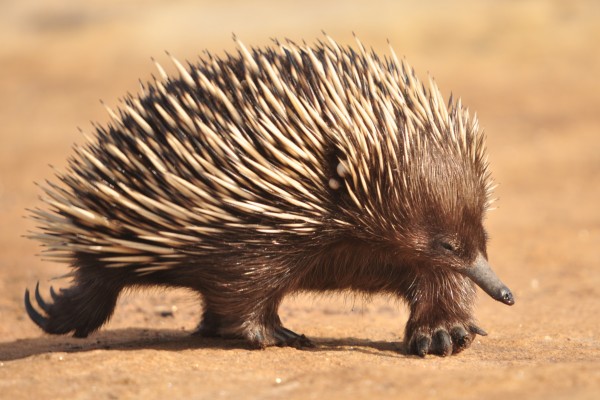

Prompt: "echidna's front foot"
[405,319,487,357]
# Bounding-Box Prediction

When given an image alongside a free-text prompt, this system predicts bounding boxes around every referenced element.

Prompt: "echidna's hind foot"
[236,319,314,349]
[24,280,120,338]
[194,304,313,349]
[192,309,222,338]
[271,326,314,348]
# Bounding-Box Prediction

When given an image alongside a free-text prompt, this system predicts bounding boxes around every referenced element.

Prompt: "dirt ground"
[1,0,599,399]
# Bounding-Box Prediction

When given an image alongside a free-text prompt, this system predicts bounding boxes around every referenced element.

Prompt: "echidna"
[25,35,514,357]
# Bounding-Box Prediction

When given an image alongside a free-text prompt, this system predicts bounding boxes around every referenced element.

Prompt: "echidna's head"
[401,142,513,306]
[326,56,513,305]
[333,124,513,305]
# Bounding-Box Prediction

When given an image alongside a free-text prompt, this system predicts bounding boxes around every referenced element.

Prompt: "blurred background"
[0,0,599,398]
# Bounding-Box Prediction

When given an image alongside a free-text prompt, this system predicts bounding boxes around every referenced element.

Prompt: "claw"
[469,324,488,336]
[297,334,315,348]
[273,330,289,346]
[450,325,474,353]
[274,327,314,348]
[414,335,431,357]
[34,282,51,313]
[432,330,452,357]
[450,326,471,349]
[280,327,295,336]
[24,287,48,330]
[49,285,60,302]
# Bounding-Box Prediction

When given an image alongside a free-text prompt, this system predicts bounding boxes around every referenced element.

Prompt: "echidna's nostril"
[501,289,515,306]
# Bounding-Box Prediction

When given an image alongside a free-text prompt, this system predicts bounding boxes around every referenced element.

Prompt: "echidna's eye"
[440,241,456,253]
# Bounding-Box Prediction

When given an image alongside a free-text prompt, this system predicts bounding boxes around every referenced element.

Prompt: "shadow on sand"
[0,329,409,362]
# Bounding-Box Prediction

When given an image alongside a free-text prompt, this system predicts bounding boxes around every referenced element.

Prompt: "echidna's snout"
[462,253,515,306]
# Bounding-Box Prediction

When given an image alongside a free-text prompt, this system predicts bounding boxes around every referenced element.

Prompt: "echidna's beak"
[462,253,515,305]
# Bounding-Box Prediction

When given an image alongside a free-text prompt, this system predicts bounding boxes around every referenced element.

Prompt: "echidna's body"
[26,36,513,356]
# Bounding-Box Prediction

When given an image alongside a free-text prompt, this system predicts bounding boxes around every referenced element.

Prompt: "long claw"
[274,327,314,348]
[280,327,301,339]
[273,330,289,346]
[50,285,60,302]
[298,334,315,348]
[469,324,488,336]
[24,288,48,329]
[34,282,51,313]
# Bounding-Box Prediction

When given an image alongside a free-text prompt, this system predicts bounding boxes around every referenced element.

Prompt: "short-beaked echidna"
[25,36,514,357]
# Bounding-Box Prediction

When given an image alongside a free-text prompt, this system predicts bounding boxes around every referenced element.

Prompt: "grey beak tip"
[499,288,515,306]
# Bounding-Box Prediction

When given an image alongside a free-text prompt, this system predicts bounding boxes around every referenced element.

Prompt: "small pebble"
[155,305,177,317]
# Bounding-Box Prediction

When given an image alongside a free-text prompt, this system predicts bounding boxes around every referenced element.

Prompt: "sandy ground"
[1,0,599,399]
